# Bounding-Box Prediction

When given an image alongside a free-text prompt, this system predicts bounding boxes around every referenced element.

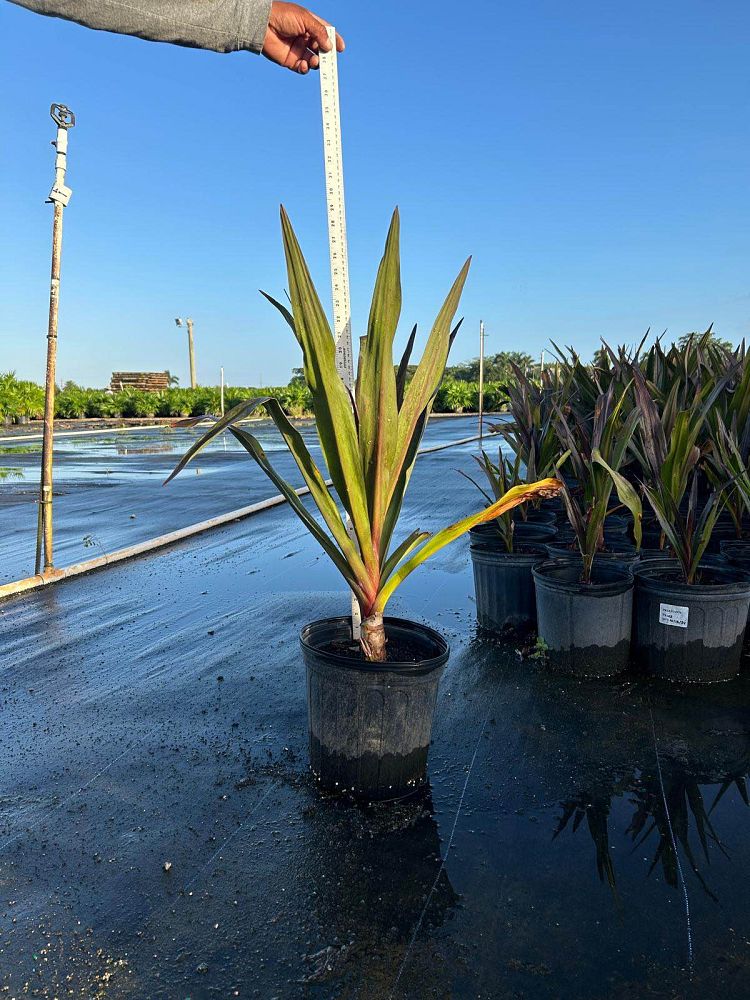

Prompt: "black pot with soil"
[632,563,750,683]
[468,521,556,549]
[544,539,639,570]
[470,537,547,635]
[533,559,634,679]
[301,616,449,803]
[720,539,750,570]
[521,509,557,526]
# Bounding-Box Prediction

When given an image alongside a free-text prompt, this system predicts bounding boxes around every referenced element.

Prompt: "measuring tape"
[319,25,354,388]
[319,27,361,639]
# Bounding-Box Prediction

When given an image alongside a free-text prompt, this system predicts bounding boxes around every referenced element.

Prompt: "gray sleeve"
[7,0,273,53]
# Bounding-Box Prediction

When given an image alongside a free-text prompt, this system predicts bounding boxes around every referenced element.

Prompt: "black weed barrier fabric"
[1,438,750,998]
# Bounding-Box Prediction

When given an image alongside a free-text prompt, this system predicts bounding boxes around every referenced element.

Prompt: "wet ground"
[0,416,480,583]
[1,426,750,997]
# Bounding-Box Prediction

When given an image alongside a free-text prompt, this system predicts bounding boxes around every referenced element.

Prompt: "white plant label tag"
[659,603,689,628]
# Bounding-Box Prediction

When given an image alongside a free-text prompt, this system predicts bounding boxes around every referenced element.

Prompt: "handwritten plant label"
[659,603,689,628]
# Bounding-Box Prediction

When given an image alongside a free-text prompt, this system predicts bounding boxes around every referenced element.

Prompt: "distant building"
[110,371,172,392]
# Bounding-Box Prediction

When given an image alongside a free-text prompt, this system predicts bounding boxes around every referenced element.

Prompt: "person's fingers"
[288,35,317,74]
[300,10,332,51]
[307,11,345,51]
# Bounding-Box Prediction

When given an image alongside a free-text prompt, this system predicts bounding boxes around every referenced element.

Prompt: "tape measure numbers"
[319,27,361,638]
[319,25,354,388]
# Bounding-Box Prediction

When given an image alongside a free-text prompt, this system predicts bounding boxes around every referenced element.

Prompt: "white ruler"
[319,26,361,640]
[319,25,354,388]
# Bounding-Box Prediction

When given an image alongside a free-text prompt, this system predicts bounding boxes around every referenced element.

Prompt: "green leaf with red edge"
[228,426,367,604]
[355,209,401,548]
[279,206,375,576]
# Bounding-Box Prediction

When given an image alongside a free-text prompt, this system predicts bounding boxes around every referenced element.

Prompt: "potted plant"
[462,449,556,635]
[167,208,561,801]
[532,382,643,678]
[629,365,750,683]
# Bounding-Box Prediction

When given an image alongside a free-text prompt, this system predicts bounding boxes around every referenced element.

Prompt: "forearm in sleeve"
[7,0,273,53]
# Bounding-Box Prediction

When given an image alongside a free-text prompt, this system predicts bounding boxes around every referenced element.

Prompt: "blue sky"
[1,0,748,388]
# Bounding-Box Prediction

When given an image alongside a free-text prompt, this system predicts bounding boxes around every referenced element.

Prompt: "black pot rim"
[533,558,634,595]
[300,615,449,675]
[470,543,547,565]
[635,564,750,594]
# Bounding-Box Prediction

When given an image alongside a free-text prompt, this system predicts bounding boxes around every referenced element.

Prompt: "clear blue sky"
[1,0,748,388]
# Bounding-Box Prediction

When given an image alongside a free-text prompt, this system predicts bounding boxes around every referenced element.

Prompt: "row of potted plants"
[0,373,511,425]
[469,333,750,685]
[0,374,313,423]
[165,208,747,805]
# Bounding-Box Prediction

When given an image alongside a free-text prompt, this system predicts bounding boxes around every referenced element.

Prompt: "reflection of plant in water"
[709,757,750,814]
[554,794,616,890]
[0,467,23,480]
[627,767,730,901]
[553,759,750,901]
[0,444,42,454]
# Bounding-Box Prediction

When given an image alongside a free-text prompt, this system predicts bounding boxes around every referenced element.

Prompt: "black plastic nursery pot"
[470,542,546,634]
[301,616,449,803]
[632,564,750,684]
[533,560,634,679]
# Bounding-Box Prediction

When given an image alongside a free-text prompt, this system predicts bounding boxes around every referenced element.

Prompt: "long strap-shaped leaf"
[374,478,562,613]
[251,396,370,585]
[279,207,375,576]
[164,393,372,593]
[229,427,367,605]
[592,447,643,548]
[356,209,401,547]
[164,396,272,484]
[395,324,417,409]
[389,258,471,513]
[377,318,465,565]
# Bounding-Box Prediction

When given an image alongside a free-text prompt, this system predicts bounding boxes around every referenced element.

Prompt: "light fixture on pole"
[174,317,197,388]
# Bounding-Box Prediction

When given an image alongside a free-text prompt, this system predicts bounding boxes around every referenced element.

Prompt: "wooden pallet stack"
[110,372,171,393]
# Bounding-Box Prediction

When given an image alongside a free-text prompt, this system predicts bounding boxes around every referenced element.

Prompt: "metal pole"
[220,367,225,416]
[187,318,197,388]
[478,319,485,448]
[35,103,75,576]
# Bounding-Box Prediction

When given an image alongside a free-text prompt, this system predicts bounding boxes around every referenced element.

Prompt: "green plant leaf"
[228,427,367,604]
[592,448,643,548]
[279,207,375,577]
[374,478,562,612]
[355,209,401,550]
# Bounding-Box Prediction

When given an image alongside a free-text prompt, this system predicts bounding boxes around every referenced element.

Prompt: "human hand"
[262,1,345,74]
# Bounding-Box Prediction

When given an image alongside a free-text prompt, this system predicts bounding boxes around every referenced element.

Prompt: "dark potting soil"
[651,567,739,586]
[322,637,430,664]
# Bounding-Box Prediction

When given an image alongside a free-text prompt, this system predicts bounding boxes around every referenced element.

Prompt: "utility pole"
[540,349,546,379]
[220,367,225,416]
[174,317,197,388]
[35,103,75,577]
[478,319,486,448]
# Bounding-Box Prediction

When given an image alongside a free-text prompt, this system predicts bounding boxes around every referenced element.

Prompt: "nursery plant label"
[659,603,689,628]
